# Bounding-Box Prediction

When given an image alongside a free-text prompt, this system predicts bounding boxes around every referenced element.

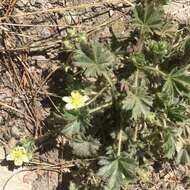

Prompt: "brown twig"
[0,0,134,21]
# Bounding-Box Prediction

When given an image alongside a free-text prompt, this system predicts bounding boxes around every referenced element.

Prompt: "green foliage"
[147,40,169,60]
[98,155,136,189]
[70,136,100,158]
[128,53,147,68]
[62,109,91,136]
[162,65,190,98]
[122,88,153,120]
[46,1,190,189]
[164,99,186,123]
[73,42,115,78]
[162,128,177,159]
[19,137,36,160]
[69,182,79,190]
[176,144,190,165]
[134,3,163,34]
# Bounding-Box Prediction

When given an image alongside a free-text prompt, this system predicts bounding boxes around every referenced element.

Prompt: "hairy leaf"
[162,128,177,159]
[162,65,190,98]
[122,89,153,120]
[165,100,186,123]
[176,144,190,165]
[134,3,163,33]
[73,42,115,77]
[62,110,90,136]
[128,53,147,68]
[71,137,100,158]
[98,156,136,189]
[147,40,169,60]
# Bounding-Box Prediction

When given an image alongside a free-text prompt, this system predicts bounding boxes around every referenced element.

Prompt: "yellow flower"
[6,146,29,166]
[62,91,89,110]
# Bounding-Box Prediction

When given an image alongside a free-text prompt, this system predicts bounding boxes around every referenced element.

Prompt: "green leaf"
[184,38,190,56]
[134,3,163,33]
[122,89,153,120]
[162,128,177,159]
[162,65,190,98]
[165,100,186,123]
[71,136,100,158]
[73,41,115,77]
[98,156,136,189]
[62,110,91,136]
[19,137,36,160]
[176,144,190,165]
[147,40,169,60]
[155,20,178,39]
[128,53,147,68]
[69,182,79,190]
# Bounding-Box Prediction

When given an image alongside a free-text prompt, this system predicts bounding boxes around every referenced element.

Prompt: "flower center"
[71,93,82,107]
[13,149,26,159]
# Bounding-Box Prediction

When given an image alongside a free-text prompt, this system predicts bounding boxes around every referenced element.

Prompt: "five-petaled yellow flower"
[62,91,89,110]
[6,146,29,166]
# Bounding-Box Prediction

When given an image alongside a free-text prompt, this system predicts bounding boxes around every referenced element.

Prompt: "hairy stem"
[102,72,114,88]
[89,102,112,113]
[117,127,123,157]
[135,69,139,93]
[133,124,138,142]
[133,68,140,142]
[144,66,166,77]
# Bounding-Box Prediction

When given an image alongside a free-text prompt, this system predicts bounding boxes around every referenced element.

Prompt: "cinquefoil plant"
[47,1,190,189]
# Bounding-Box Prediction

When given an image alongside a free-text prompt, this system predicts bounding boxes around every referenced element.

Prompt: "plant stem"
[133,68,140,142]
[102,72,114,88]
[133,124,138,142]
[137,30,144,52]
[85,87,107,106]
[135,69,139,93]
[89,102,112,113]
[144,66,166,77]
[117,127,123,157]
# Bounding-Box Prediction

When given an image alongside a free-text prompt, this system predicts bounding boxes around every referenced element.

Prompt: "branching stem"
[144,66,166,77]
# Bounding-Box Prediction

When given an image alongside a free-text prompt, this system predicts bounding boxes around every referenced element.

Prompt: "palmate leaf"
[98,156,136,189]
[176,144,190,165]
[62,110,90,136]
[162,128,177,159]
[122,88,153,120]
[165,100,186,123]
[73,41,115,77]
[134,3,163,33]
[146,0,170,5]
[155,20,178,39]
[162,65,190,99]
[70,136,100,158]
